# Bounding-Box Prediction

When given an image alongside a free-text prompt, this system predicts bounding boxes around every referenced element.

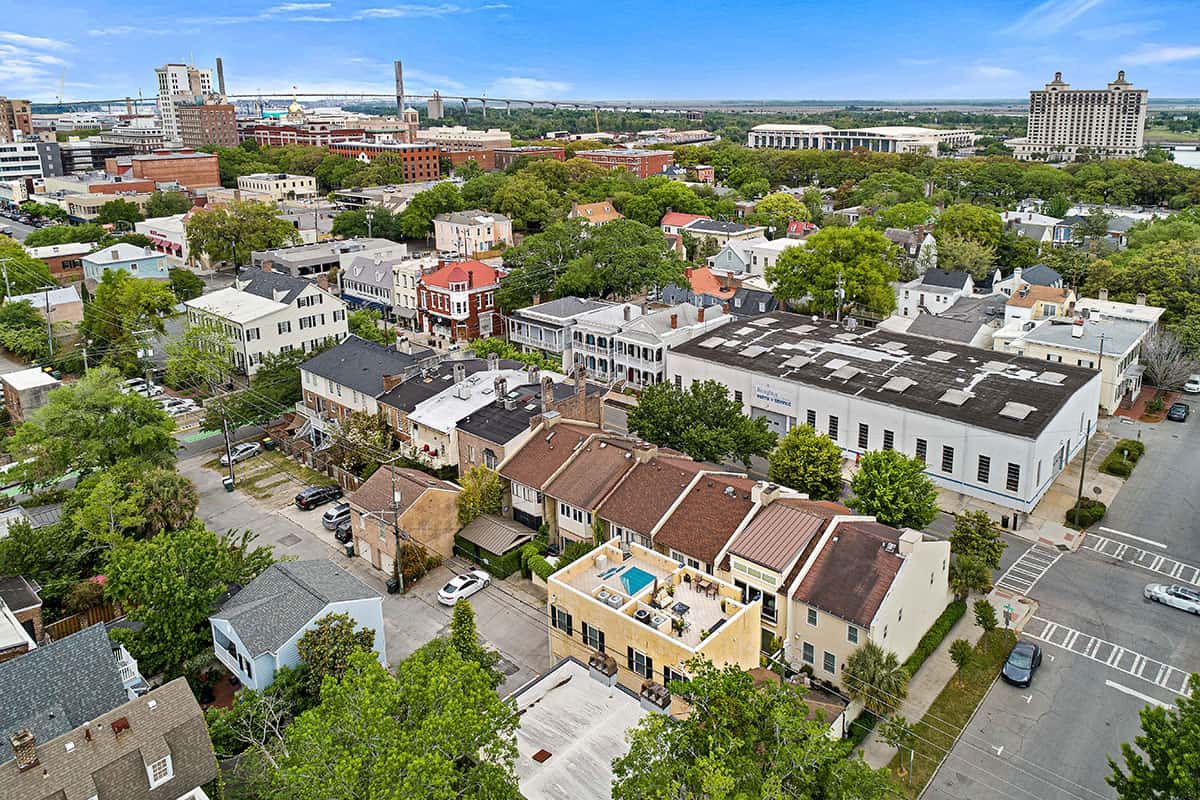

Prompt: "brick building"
[493,145,566,170]
[105,149,221,190]
[176,103,238,148]
[326,141,441,183]
[23,242,92,283]
[417,259,504,343]
[0,98,33,143]
[444,148,496,171]
[575,148,675,178]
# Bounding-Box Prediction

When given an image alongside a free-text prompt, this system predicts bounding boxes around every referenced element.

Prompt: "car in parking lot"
[1167,402,1190,422]
[1000,641,1042,688]
[294,484,343,510]
[1185,374,1200,394]
[322,501,352,530]
[437,570,491,605]
[1144,583,1200,615]
[220,441,262,466]
[158,396,197,416]
[122,378,164,397]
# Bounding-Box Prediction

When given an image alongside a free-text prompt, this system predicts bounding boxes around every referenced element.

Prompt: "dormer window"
[450,281,467,292]
[146,755,174,787]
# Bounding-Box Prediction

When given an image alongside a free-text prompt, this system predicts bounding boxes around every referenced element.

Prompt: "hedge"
[455,535,523,579]
[1099,439,1146,478]
[522,543,555,580]
[846,709,879,748]
[1065,497,1106,529]
[902,600,966,677]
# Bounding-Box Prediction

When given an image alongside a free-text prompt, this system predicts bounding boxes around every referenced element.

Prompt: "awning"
[457,514,533,556]
[395,307,418,319]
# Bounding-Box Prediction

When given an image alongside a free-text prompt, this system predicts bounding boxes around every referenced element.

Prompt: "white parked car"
[1184,374,1200,394]
[437,570,491,606]
[220,441,262,466]
[122,378,163,397]
[1144,583,1200,615]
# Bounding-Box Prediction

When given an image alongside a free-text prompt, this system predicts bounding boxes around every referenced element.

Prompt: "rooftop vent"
[999,402,1037,420]
[882,376,916,393]
[834,332,859,342]
[926,350,956,363]
[742,345,768,358]
[982,360,1009,372]
[790,324,817,335]
[879,341,907,353]
[829,364,861,381]
[734,326,756,336]
[825,358,849,371]
[698,337,725,349]
[783,355,812,369]
[939,388,971,406]
[1035,371,1067,385]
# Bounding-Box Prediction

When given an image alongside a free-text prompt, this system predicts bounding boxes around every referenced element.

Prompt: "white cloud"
[88,26,136,36]
[267,2,333,10]
[899,58,938,66]
[1121,44,1200,65]
[357,4,507,18]
[0,31,68,50]
[971,65,1021,79]
[487,77,571,99]
[1005,0,1104,37]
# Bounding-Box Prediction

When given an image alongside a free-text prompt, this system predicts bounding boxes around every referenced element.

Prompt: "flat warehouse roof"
[670,312,1097,439]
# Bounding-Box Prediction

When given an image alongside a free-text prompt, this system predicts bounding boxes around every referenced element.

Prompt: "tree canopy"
[186,200,301,266]
[144,191,193,218]
[400,182,464,238]
[628,379,777,467]
[165,322,235,391]
[767,425,844,501]
[81,270,178,375]
[1107,673,1200,800]
[849,450,939,529]
[949,510,1007,571]
[767,226,901,316]
[296,612,378,699]
[95,198,145,226]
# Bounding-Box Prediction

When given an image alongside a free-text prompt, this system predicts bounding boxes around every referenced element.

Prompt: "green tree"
[851,169,926,208]
[275,644,520,800]
[456,465,503,526]
[872,200,935,230]
[6,367,176,488]
[936,233,996,280]
[1075,208,1114,242]
[21,223,105,248]
[165,322,235,391]
[996,231,1042,271]
[949,510,1007,571]
[1107,673,1200,800]
[767,226,900,315]
[450,598,502,688]
[936,203,1003,248]
[612,657,893,800]
[19,201,66,220]
[144,191,192,218]
[461,172,509,208]
[168,267,205,301]
[973,598,998,633]
[491,171,560,230]
[330,207,404,241]
[949,554,993,598]
[0,518,89,601]
[556,218,685,300]
[496,218,590,310]
[849,450,938,529]
[186,200,301,266]
[843,641,909,717]
[81,270,178,374]
[949,639,973,675]
[0,299,54,360]
[747,191,809,237]
[94,198,145,226]
[347,308,391,345]
[1044,193,1072,218]
[66,458,198,540]
[399,182,465,238]
[330,411,391,477]
[766,424,844,501]
[296,612,377,698]
[103,522,273,676]
[628,379,777,466]
[0,238,58,297]
[202,346,326,430]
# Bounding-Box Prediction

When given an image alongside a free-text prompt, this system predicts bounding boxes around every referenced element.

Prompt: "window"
[333,309,345,322]
[663,666,688,686]
[915,437,927,463]
[734,390,743,404]
[674,375,682,388]
[898,608,904,622]
[277,320,292,334]
[146,755,173,787]
[802,642,814,663]
[823,651,836,674]
[582,622,605,652]
[857,423,869,450]
[551,605,573,636]
[806,409,817,428]
[627,646,653,679]
[1046,353,1063,363]
[807,607,818,626]
[827,415,838,440]
[977,454,991,483]
[1006,462,1021,492]
[847,625,859,644]
[882,429,894,450]
[941,445,954,474]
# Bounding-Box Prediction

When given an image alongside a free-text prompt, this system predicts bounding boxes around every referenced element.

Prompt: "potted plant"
[666,584,676,598]
[671,617,687,637]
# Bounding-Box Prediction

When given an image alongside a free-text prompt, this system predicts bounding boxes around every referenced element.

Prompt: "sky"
[3,0,1200,103]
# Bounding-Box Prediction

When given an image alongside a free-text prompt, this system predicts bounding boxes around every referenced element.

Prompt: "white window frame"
[146,754,174,788]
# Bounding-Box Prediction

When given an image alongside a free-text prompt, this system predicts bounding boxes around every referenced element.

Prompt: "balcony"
[113,644,150,697]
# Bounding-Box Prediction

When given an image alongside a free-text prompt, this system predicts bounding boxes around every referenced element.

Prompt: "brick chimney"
[382,373,405,392]
[316,273,329,291]
[722,301,729,315]
[10,729,38,771]
[541,375,554,412]
[697,306,705,323]
[670,313,678,329]
[261,262,272,272]
[494,375,507,405]
[574,364,586,397]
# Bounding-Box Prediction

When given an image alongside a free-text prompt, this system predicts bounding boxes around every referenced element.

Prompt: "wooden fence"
[44,603,123,642]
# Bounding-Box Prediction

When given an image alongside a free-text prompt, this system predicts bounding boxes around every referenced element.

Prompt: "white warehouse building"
[667,313,1101,513]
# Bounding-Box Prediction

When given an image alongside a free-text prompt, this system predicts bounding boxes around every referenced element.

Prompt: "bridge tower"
[394,60,405,117]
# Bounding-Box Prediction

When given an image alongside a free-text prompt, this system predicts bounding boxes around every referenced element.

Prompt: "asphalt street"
[925,416,1200,800]
[0,218,37,242]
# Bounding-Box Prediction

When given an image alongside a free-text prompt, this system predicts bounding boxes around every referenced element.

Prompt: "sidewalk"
[859,591,1036,769]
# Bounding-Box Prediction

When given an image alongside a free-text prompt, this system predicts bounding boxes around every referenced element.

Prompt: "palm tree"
[843,641,909,717]
[948,554,993,599]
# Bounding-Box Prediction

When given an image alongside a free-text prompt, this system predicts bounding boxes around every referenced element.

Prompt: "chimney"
[394,60,405,116]
[382,373,405,392]
[10,729,38,771]
[623,305,631,322]
[261,262,272,272]
[898,528,922,556]
[697,306,705,323]
[532,293,541,305]
[316,273,330,291]
[1071,319,1085,338]
[574,364,586,397]
[633,443,658,463]
[1012,265,1022,288]
[1136,292,1146,306]
[751,481,784,506]
[722,301,729,315]
[494,375,507,405]
[526,363,540,385]
[467,269,474,289]
[541,375,554,412]
[1098,288,1109,302]
[487,351,499,372]
[396,336,412,354]
[588,651,618,686]
[670,313,678,329]
[453,361,466,384]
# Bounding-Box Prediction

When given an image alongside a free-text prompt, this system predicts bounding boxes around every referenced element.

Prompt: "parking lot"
[181,448,552,695]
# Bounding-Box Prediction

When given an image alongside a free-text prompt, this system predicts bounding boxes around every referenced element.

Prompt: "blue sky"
[3,0,1200,102]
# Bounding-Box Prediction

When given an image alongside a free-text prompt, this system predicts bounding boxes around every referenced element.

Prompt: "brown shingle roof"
[543,437,639,510]
[498,422,595,489]
[653,474,758,566]
[597,455,705,535]
[791,519,904,627]
[347,466,458,515]
[1006,284,1072,309]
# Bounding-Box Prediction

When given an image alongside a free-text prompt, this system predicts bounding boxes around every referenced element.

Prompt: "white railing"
[115,644,141,685]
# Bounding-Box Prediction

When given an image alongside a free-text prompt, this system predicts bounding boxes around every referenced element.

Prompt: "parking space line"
[1106,679,1169,708]
[1098,526,1168,549]
[1028,615,1190,696]
[1082,536,1200,587]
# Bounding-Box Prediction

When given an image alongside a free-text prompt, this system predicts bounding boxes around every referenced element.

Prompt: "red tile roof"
[421,260,503,290]
[653,474,757,566]
[498,422,596,489]
[687,267,736,300]
[787,220,818,235]
[660,212,710,229]
[597,455,705,535]
[791,519,904,628]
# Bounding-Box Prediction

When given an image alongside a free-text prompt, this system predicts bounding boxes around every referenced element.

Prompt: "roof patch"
[926,350,956,363]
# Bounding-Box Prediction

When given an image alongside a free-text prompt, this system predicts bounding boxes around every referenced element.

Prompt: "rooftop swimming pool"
[620,565,656,596]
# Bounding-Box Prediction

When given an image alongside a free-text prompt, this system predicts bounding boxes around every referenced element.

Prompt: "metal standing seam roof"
[458,514,534,555]
[728,503,827,572]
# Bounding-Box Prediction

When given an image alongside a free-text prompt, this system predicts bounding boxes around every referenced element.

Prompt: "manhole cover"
[278,533,301,547]
[496,657,520,676]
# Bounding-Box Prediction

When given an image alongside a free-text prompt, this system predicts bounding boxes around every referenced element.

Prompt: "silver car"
[1144,583,1200,615]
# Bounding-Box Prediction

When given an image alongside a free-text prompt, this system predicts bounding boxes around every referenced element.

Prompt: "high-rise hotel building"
[1010,72,1147,162]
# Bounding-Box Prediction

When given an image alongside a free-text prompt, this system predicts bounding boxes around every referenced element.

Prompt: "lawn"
[887,629,1017,797]
[204,450,334,500]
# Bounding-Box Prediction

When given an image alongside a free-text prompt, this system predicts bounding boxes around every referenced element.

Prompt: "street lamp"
[365,207,376,240]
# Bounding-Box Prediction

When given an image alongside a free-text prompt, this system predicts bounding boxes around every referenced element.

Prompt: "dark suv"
[295,485,343,510]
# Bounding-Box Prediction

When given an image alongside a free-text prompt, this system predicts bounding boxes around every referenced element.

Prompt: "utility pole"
[0,258,12,297]
[389,461,404,595]
[43,286,53,358]
[1073,332,1106,525]
[132,328,155,397]
[221,412,237,487]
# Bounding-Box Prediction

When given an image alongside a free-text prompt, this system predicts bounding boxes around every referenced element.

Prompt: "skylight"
[742,345,768,358]
[927,350,957,363]
[939,388,971,406]
[698,337,725,349]
[882,376,916,393]
[829,365,861,381]
[790,324,817,335]
[999,402,1037,420]
[1035,371,1067,385]
[784,355,812,369]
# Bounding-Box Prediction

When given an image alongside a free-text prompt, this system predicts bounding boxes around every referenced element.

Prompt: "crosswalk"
[1024,615,1192,696]
[995,544,1062,596]
[1082,533,1200,587]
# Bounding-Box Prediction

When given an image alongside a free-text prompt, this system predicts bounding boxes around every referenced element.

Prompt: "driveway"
[181,451,551,694]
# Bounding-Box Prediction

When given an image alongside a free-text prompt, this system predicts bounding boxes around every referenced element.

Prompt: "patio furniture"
[705,583,719,599]
[695,578,711,595]
[671,601,690,616]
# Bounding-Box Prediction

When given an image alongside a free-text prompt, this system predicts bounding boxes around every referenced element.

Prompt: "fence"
[44,603,123,641]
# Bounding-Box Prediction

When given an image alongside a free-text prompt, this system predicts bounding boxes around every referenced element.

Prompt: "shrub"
[456,536,523,579]
[64,580,105,614]
[1147,396,1164,414]
[846,709,879,747]
[949,639,973,672]
[1065,497,1106,529]
[973,599,997,633]
[902,600,966,677]
[522,543,555,580]
[1100,439,1145,477]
